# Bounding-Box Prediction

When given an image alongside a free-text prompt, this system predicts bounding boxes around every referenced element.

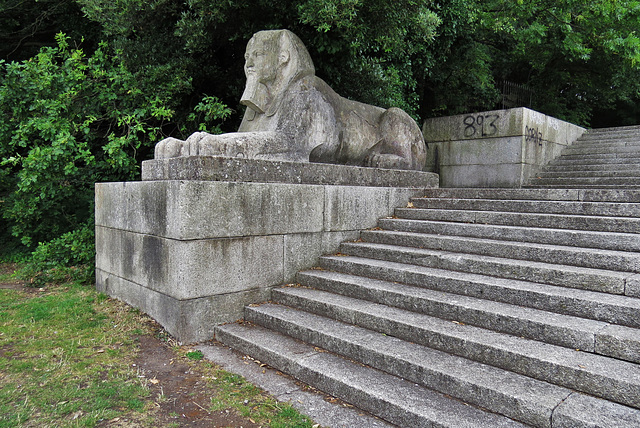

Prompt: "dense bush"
[0,33,229,283]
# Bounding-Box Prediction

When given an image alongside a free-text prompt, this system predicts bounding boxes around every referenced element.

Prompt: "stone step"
[530,177,640,187]
[395,207,640,234]
[355,229,640,273]
[294,270,640,363]
[566,142,640,152]
[587,125,640,134]
[525,184,640,190]
[555,152,640,161]
[543,164,640,172]
[338,240,631,293]
[377,218,640,252]
[576,134,640,143]
[215,322,526,428]
[570,138,640,146]
[580,127,640,138]
[245,296,640,410]
[317,255,640,322]
[537,169,640,178]
[420,188,640,203]
[562,145,640,155]
[244,297,640,428]
[411,196,640,217]
[548,157,640,166]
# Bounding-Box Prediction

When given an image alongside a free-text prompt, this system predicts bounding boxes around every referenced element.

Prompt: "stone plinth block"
[96,159,438,342]
[142,156,438,188]
[423,107,585,188]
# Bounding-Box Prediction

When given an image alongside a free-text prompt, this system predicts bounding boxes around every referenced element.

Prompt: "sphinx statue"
[155,29,427,171]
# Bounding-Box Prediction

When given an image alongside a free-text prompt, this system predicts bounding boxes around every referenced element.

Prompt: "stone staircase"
[216,126,640,427]
[528,125,640,188]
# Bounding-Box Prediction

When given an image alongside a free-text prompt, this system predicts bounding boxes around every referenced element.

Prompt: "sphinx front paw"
[154,137,189,159]
[364,152,409,170]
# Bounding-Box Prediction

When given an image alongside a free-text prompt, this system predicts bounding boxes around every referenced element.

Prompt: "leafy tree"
[0,33,229,279]
[476,0,640,125]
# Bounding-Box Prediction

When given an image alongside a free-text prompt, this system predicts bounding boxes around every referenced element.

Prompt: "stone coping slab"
[141,156,438,188]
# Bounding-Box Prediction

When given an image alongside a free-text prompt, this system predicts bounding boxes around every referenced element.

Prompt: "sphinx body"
[155,30,426,171]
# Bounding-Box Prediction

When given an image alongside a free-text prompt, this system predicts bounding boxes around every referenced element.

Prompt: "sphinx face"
[240,37,279,114]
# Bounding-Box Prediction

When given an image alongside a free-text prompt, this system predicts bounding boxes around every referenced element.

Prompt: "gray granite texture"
[95,158,436,343]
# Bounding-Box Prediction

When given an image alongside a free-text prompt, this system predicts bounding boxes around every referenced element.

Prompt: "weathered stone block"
[627,274,640,297]
[96,226,284,300]
[423,107,585,187]
[283,231,360,281]
[96,157,437,343]
[439,164,528,189]
[96,181,326,239]
[142,156,438,188]
[167,181,325,239]
[96,269,271,343]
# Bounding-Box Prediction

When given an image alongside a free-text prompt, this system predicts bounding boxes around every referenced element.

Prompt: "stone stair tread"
[538,170,640,178]
[560,152,640,159]
[294,269,640,362]
[563,148,640,155]
[251,297,640,426]
[246,299,574,427]
[526,184,640,189]
[567,139,640,145]
[377,217,640,252]
[340,239,631,293]
[356,229,640,273]
[420,188,640,202]
[246,294,640,409]
[527,184,640,189]
[395,207,640,234]
[531,177,640,185]
[317,255,640,327]
[215,322,526,428]
[553,393,640,428]
[412,197,640,217]
[544,162,640,170]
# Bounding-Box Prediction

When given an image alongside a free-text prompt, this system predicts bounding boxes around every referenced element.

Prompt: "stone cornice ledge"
[141,156,439,188]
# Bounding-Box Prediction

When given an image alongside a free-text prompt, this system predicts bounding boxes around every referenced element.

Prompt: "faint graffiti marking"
[525,125,543,146]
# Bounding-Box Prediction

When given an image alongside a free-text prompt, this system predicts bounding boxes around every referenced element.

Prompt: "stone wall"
[96,157,438,343]
[423,107,585,188]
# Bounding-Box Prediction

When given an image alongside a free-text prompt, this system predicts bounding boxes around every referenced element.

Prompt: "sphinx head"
[240,30,315,116]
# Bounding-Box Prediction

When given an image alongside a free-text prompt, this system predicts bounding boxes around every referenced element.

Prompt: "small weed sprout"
[186,350,204,361]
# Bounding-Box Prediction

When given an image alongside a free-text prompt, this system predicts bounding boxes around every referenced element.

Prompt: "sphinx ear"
[278,50,290,65]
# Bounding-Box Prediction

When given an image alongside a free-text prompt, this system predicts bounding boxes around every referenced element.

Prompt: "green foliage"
[0,32,230,278]
[476,0,640,125]
[17,221,95,286]
[186,350,205,361]
[187,96,233,134]
[0,34,170,248]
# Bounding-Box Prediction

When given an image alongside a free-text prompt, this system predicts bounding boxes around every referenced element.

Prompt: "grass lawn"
[0,265,316,427]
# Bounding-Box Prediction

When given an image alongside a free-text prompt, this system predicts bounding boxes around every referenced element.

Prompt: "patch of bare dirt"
[0,263,23,290]
[132,335,261,428]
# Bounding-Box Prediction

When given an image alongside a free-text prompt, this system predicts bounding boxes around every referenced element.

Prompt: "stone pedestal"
[423,107,585,188]
[95,157,438,343]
